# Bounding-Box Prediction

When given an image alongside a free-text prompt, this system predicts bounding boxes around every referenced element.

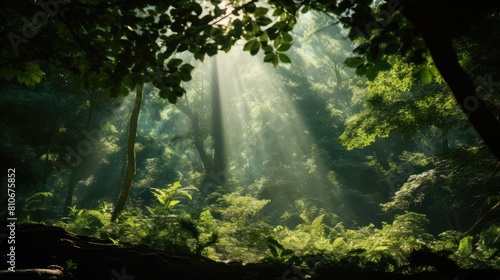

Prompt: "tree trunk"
[210,57,226,185]
[424,34,500,160]
[62,168,79,217]
[62,90,98,217]
[111,83,144,221]
[333,63,343,90]
[176,103,214,173]
[400,1,500,161]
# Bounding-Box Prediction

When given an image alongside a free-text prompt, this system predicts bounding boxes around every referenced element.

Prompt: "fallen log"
[0,267,68,280]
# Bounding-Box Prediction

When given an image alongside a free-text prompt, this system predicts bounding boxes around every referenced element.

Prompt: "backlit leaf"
[278,53,291,63]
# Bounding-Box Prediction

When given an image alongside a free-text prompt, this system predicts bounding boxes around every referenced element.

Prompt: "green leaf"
[272,9,283,16]
[365,67,379,81]
[264,53,275,63]
[171,181,181,189]
[31,73,42,83]
[263,45,273,54]
[272,55,279,68]
[273,36,284,48]
[173,86,186,97]
[277,43,291,52]
[272,21,287,31]
[278,53,291,63]
[179,191,193,200]
[458,236,473,255]
[179,71,192,82]
[244,2,256,13]
[356,63,379,80]
[160,88,177,103]
[259,31,269,42]
[266,27,279,40]
[345,57,364,68]
[169,200,180,207]
[168,94,177,103]
[282,32,293,43]
[374,59,391,71]
[255,7,268,17]
[180,63,195,73]
[243,40,260,52]
[256,16,272,26]
[332,237,345,248]
[167,58,183,69]
[159,88,170,99]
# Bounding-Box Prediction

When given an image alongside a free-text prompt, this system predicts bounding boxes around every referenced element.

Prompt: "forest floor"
[0,222,498,280]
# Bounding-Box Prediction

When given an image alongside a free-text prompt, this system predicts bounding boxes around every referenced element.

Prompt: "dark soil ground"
[1,222,498,280]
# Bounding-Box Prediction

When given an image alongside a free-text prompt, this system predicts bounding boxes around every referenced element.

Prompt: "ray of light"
[208,48,351,219]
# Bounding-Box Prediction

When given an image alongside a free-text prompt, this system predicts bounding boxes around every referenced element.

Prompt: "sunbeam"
[184,48,355,223]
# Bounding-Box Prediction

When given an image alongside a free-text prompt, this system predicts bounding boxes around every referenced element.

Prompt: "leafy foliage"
[2,0,500,274]
[380,146,500,217]
[0,62,45,86]
[57,205,110,236]
[206,191,273,263]
[340,56,466,150]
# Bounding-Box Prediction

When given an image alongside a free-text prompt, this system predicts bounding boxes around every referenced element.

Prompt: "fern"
[23,192,53,211]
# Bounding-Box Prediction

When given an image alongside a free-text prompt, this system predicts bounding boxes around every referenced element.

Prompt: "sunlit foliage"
[340,57,467,150]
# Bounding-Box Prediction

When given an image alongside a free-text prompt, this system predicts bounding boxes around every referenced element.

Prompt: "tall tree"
[398,0,500,160]
[210,57,227,185]
[111,83,144,221]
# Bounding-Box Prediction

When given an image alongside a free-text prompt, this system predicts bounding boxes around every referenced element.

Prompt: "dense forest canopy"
[1,0,500,158]
[1,0,499,279]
